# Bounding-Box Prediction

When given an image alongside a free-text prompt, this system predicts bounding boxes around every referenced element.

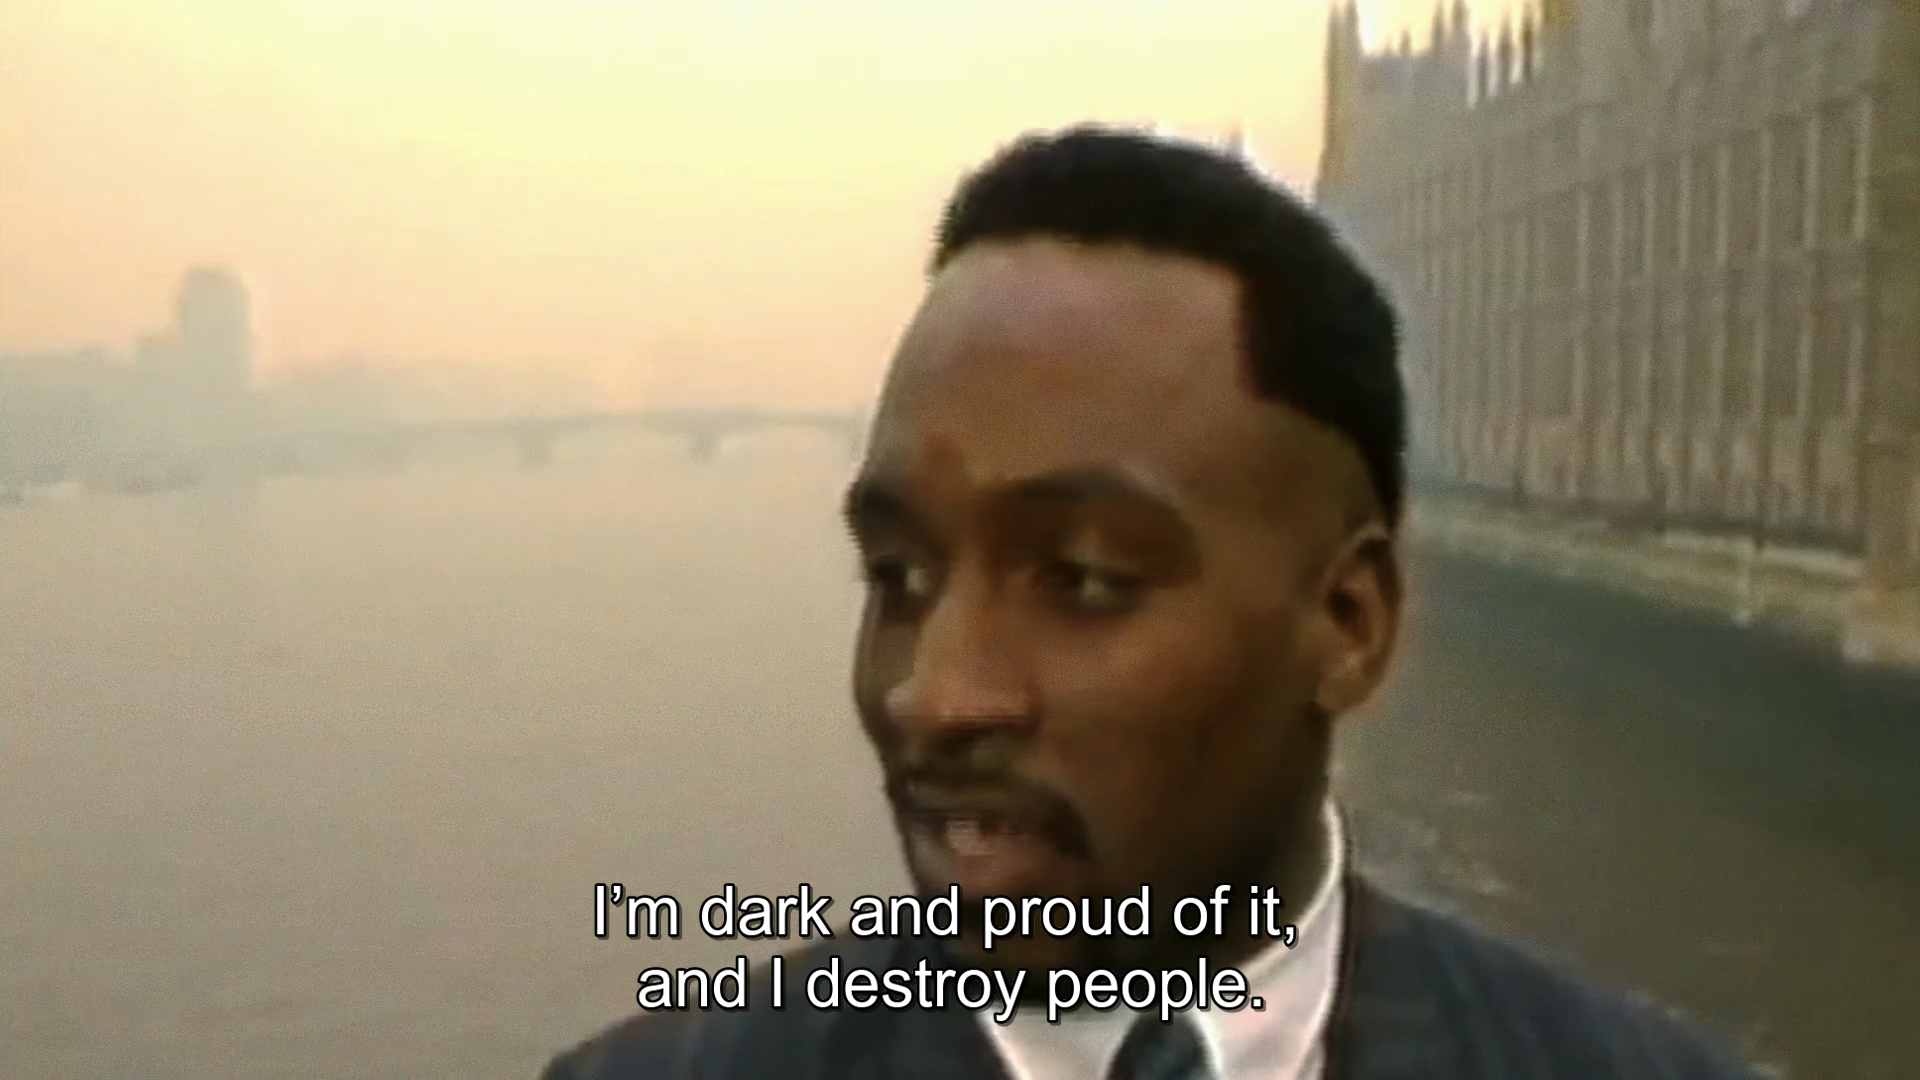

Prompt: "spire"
[1324,0,1360,66]
[1519,5,1539,78]
[1328,0,1359,56]
[1496,14,1516,90]
[1430,1,1448,53]
[1441,0,1473,81]
[1474,33,1494,102]
[1318,1,1358,193]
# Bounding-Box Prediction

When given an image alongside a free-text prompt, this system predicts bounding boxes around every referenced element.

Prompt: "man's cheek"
[1071,781,1174,877]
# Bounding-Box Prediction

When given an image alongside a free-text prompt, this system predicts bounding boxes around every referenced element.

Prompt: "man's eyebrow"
[841,474,917,532]
[841,464,1191,534]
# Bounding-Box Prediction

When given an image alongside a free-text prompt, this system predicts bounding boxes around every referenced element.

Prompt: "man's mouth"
[940,812,1037,858]
[895,783,1083,851]
[893,783,1090,900]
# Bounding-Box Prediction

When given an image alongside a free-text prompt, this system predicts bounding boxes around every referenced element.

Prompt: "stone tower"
[173,266,254,398]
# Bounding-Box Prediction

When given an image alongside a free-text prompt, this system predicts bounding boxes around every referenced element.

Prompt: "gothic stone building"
[1315,0,1920,634]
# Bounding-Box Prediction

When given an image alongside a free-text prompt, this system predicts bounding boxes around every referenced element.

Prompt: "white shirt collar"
[980,801,1348,1080]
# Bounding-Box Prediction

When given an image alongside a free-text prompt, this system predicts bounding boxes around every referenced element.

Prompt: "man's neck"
[1162,792,1336,972]
[943,796,1340,975]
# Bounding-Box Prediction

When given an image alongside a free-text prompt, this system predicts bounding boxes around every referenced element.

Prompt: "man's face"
[844,239,1399,972]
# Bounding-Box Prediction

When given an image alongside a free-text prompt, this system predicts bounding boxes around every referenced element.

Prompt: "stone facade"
[1316,0,1920,654]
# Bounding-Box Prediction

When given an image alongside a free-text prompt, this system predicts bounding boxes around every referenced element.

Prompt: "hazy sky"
[1,0,1522,407]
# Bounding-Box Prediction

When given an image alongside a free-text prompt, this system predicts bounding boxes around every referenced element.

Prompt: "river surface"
[3,442,1914,1079]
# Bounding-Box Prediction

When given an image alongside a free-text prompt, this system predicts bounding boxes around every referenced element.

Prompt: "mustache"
[881,753,1093,859]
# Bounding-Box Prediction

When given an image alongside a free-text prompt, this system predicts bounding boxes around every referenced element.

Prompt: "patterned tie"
[1106,1013,1215,1080]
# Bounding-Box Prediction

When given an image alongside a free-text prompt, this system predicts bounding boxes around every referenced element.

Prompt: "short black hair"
[931,125,1407,528]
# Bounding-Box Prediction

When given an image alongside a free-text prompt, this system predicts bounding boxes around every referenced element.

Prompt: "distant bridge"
[253,406,869,469]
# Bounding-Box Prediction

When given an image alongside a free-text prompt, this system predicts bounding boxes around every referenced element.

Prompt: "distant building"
[170,266,253,397]
[1315,0,1920,593]
[0,266,262,482]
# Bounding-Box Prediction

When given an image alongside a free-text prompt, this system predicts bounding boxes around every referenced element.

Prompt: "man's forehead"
[893,239,1246,389]
[861,238,1338,524]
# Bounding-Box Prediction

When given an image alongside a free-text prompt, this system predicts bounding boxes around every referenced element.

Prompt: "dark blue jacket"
[542,875,1763,1079]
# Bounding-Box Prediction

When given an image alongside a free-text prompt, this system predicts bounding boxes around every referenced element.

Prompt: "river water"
[3,440,1913,1078]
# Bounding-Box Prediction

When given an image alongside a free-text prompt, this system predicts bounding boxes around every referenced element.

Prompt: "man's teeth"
[946,817,988,857]
[942,815,1028,857]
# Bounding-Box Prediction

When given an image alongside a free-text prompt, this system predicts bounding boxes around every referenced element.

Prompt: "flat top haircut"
[930,125,1407,528]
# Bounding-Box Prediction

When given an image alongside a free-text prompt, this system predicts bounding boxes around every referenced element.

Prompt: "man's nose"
[884,575,1034,739]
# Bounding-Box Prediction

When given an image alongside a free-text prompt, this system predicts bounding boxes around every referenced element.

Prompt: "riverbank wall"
[1408,491,1920,674]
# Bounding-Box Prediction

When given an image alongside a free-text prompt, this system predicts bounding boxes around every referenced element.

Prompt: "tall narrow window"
[1690,152,1719,269]
[1808,301,1850,421]
[1768,115,1807,253]
[1727,132,1762,264]
[1622,169,1648,280]
[1763,277,1801,418]
[1588,181,1618,287]
[1653,157,1683,274]
[1814,98,1859,245]
[1688,298,1716,421]
[1723,286,1756,420]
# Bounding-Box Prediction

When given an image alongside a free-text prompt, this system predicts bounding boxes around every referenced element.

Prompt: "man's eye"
[1044,561,1142,614]
[863,557,936,605]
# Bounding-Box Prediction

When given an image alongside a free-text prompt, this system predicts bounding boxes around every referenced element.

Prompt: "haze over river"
[3,439,1914,1079]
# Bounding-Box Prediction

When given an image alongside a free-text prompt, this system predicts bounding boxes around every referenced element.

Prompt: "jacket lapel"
[1324,874,1471,1080]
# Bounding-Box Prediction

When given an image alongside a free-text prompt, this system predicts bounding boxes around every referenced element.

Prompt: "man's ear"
[1311,522,1403,717]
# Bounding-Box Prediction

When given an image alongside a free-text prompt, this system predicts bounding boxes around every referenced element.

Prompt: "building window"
[1655,319,1687,422]
[1727,132,1762,264]
[1587,182,1618,288]
[1542,312,1575,419]
[1689,152,1719,270]
[1705,293,1728,425]
[1585,323,1613,416]
[1771,480,1793,525]
[1654,157,1683,274]
[1848,311,1869,420]
[1545,193,1578,291]
[1724,307,1756,420]
[1854,95,1874,242]
[1688,298,1716,421]
[1763,278,1801,418]
[1808,302,1850,421]
[1825,486,1852,536]
[1817,99,1860,245]
[1630,334,1654,418]
[1622,170,1648,280]
[1768,115,1807,254]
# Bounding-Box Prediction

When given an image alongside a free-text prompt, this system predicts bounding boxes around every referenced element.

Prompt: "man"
[544,127,1760,1080]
